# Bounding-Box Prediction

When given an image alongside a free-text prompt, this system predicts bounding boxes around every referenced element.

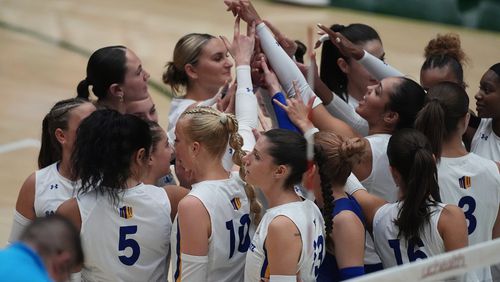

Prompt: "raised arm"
[222,17,258,152]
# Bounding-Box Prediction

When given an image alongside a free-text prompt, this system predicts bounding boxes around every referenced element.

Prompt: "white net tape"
[347,238,500,282]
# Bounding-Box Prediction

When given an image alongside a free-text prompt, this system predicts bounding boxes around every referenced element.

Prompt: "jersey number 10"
[226,214,251,259]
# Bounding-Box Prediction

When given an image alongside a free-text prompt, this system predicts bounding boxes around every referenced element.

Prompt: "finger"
[291,80,301,99]
[234,16,241,39]
[316,23,336,39]
[307,96,316,120]
[254,36,262,54]
[248,20,256,38]
[252,128,262,141]
[272,98,288,112]
[260,59,270,74]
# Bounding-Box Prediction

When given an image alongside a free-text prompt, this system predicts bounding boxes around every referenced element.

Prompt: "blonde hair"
[313,131,366,252]
[162,33,215,95]
[180,107,262,223]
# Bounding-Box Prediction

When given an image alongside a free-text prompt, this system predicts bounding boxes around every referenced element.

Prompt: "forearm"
[236,65,258,152]
[323,97,369,136]
[357,50,404,80]
[256,22,321,109]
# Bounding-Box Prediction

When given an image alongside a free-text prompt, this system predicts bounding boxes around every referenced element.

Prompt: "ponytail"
[314,131,366,252]
[38,114,61,169]
[76,78,90,100]
[388,129,440,242]
[226,114,262,225]
[414,99,445,160]
[414,81,469,161]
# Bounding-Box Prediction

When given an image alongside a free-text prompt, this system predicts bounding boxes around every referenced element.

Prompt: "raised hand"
[224,0,262,25]
[260,59,282,95]
[221,17,256,66]
[273,80,315,132]
[316,23,364,60]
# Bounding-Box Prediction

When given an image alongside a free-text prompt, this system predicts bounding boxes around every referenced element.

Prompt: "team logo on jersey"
[230,197,241,210]
[119,206,133,219]
[458,176,471,189]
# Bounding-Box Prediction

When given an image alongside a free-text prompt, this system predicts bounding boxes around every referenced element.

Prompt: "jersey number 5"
[226,214,251,259]
[119,225,141,265]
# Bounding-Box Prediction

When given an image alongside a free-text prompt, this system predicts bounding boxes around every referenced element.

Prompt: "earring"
[119,95,124,103]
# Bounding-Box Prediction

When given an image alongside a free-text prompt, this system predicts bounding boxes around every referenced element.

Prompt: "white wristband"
[345,173,367,195]
[270,275,296,282]
[303,127,319,141]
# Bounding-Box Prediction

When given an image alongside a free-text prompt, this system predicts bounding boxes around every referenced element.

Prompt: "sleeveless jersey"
[362,134,398,202]
[471,118,500,162]
[317,195,365,282]
[171,172,251,282]
[34,162,78,218]
[167,98,197,146]
[437,153,500,281]
[244,199,325,282]
[362,134,397,266]
[373,202,445,268]
[78,183,171,282]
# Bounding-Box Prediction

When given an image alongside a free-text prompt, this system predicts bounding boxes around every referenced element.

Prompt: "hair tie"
[220,113,228,125]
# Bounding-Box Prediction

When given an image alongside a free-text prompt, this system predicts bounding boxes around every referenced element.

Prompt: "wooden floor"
[0,0,499,245]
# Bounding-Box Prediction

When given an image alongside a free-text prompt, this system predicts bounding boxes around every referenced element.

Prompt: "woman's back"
[172,172,251,282]
[373,202,445,268]
[79,184,171,282]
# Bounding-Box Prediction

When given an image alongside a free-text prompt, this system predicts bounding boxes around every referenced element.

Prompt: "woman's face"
[420,65,460,92]
[61,103,96,153]
[150,129,173,177]
[343,39,384,97]
[242,136,278,188]
[121,49,150,102]
[190,38,233,89]
[173,117,194,171]
[475,69,500,118]
[125,95,158,122]
[355,77,398,124]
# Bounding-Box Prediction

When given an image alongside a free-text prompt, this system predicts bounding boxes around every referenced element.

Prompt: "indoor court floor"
[0,0,499,245]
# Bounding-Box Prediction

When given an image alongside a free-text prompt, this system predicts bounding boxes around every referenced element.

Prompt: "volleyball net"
[348,238,500,282]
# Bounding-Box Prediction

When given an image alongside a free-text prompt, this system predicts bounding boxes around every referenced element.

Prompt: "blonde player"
[171,107,260,282]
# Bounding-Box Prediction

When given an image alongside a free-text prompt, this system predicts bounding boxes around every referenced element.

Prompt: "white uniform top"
[373,202,446,268]
[471,118,500,162]
[245,199,325,282]
[362,134,398,266]
[167,98,197,146]
[78,183,171,282]
[171,172,252,282]
[34,162,78,217]
[362,134,398,202]
[437,153,500,281]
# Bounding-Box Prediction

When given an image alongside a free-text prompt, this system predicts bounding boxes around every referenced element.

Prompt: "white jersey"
[245,200,325,282]
[171,172,252,282]
[167,98,197,146]
[34,162,78,217]
[471,118,500,162]
[362,134,398,202]
[437,153,500,281]
[362,134,398,266]
[78,183,171,282]
[373,202,446,268]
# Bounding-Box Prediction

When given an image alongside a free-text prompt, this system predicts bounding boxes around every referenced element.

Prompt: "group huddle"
[7,0,500,282]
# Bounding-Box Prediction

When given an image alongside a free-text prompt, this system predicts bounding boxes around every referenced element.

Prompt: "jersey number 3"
[226,214,251,259]
[119,225,140,265]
